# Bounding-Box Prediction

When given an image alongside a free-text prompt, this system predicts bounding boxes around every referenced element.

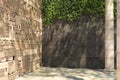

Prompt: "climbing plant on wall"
[42,0,116,25]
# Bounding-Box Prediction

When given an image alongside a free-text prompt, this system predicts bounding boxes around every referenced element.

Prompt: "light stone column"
[105,0,115,70]
[117,0,120,79]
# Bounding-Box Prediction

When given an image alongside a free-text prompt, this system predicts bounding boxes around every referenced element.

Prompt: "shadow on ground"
[16,67,116,80]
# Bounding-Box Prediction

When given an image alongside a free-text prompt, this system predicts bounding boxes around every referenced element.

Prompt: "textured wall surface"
[117,0,120,79]
[0,0,42,80]
[43,15,105,69]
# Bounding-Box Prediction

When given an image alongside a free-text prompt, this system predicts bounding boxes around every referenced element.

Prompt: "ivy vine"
[42,0,116,25]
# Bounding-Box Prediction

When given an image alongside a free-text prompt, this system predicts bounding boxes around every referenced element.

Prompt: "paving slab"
[16,67,116,80]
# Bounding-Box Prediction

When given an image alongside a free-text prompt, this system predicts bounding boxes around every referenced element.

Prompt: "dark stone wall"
[43,15,105,69]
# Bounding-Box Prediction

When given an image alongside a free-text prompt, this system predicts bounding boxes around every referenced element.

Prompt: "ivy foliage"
[42,0,116,25]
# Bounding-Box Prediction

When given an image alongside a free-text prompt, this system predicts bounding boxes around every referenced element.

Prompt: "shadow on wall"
[42,15,105,69]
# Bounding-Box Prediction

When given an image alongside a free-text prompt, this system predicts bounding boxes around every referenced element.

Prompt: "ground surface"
[16,67,116,80]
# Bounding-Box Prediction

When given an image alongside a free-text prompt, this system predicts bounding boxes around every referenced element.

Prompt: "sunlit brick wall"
[0,0,42,79]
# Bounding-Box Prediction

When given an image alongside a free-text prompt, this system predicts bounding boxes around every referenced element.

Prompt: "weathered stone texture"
[0,0,42,79]
[43,16,105,69]
[117,0,120,80]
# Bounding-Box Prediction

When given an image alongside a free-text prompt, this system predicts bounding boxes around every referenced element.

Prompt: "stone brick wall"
[0,0,42,80]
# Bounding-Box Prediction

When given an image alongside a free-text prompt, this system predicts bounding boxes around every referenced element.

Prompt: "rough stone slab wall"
[0,0,42,79]
[43,16,105,69]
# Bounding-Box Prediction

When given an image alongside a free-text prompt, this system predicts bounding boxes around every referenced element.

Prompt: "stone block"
[0,57,7,62]
[18,67,25,76]
[0,68,5,77]
[8,71,18,80]
[33,58,40,71]
[0,62,8,76]
[0,51,5,58]
[6,56,14,61]
[4,50,15,57]
[8,61,16,74]
[0,76,8,80]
